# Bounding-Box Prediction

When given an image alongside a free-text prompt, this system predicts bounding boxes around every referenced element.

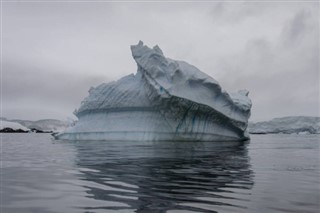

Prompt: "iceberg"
[11,119,69,132]
[249,116,320,134]
[0,117,69,133]
[0,120,30,132]
[55,41,252,141]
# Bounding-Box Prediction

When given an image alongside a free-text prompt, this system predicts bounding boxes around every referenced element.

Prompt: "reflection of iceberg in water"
[71,141,254,212]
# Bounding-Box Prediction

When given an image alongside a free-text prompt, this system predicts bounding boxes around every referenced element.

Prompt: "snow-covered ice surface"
[0,120,30,131]
[12,119,69,132]
[56,41,252,141]
[0,118,69,132]
[249,116,320,134]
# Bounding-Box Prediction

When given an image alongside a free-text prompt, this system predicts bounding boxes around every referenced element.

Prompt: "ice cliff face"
[56,41,252,141]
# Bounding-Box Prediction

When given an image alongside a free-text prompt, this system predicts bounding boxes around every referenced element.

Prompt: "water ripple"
[2,134,319,213]
[72,140,254,212]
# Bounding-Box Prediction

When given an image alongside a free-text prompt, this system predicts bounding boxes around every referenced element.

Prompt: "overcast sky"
[2,1,319,122]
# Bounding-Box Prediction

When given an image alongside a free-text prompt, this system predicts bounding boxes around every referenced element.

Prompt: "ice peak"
[153,45,163,55]
[238,89,249,96]
[131,40,164,60]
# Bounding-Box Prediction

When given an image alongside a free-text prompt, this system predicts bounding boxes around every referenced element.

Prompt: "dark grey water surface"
[1,133,319,213]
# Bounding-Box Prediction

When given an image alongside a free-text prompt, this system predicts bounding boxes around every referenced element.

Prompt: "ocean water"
[1,133,319,213]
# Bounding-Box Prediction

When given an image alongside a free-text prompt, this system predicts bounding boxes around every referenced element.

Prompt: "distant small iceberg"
[0,118,69,133]
[249,116,320,134]
[55,41,252,141]
[0,120,30,133]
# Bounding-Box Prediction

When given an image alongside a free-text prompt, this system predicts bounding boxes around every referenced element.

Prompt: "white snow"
[0,118,69,132]
[56,41,252,141]
[0,120,30,131]
[15,119,69,132]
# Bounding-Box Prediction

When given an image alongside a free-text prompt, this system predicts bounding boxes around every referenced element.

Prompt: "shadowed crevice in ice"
[56,41,252,141]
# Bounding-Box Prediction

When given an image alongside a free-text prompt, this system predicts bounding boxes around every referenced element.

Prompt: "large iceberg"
[55,41,252,141]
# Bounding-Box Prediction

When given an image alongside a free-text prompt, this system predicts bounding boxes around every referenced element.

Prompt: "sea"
[1,133,319,213]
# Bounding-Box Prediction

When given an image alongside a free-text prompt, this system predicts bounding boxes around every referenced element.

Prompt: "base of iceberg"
[56,111,248,141]
[55,41,252,141]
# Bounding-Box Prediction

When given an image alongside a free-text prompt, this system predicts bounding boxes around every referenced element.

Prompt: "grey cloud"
[214,7,318,121]
[210,2,271,24]
[3,61,108,120]
[2,2,319,121]
[282,10,312,47]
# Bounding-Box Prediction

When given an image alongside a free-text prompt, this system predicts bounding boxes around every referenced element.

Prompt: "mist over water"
[2,134,319,213]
